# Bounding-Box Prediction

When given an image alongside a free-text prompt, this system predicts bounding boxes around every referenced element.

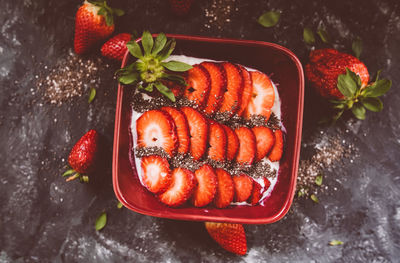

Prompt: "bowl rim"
[113,34,304,224]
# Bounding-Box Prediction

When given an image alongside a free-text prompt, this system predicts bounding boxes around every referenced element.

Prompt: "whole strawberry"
[168,0,194,16]
[306,48,391,120]
[101,33,132,61]
[74,0,124,55]
[63,129,100,182]
[205,222,247,255]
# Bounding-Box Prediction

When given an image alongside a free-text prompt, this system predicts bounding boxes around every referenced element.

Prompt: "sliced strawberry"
[136,110,178,157]
[248,179,262,205]
[161,107,190,155]
[244,71,275,121]
[214,168,234,208]
[221,124,239,161]
[234,127,256,165]
[236,65,253,116]
[252,126,275,162]
[201,62,226,115]
[158,167,196,207]
[184,64,211,109]
[205,222,247,255]
[191,164,217,207]
[161,80,184,98]
[218,62,244,115]
[233,174,253,202]
[262,177,271,193]
[140,155,171,194]
[180,107,208,160]
[207,120,227,162]
[268,129,284,162]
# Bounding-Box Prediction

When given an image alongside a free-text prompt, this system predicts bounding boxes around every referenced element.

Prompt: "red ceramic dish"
[112,34,304,224]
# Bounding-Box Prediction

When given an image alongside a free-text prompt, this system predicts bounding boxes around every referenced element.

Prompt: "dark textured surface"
[1,0,399,262]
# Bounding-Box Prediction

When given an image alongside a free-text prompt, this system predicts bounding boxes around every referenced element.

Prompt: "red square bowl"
[113,34,304,224]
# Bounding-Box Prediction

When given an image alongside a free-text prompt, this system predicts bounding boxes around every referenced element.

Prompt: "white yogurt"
[130,55,283,205]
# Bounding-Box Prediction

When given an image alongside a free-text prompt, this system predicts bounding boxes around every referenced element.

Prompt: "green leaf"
[127,40,143,59]
[364,79,391,97]
[80,175,89,183]
[347,69,362,88]
[352,37,362,59]
[258,11,280,28]
[162,61,192,72]
[337,69,357,98]
[152,33,167,55]
[158,39,176,61]
[88,87,96,103]
[329,240,343,246]
[144,83,154,92]
[154,82,176,102]
[351,103,366,120]
[310,194,319,203]
[62,169,75,177]
[332,110,344,122]
[317,29,330,43]
[141,31,154,56]
[112,8,124,17]
[118,72,139,85]
[303,27,315,44]
[117,202,123,209]
[95,212,107,231]
[315,174,323,186]
[361,97,383,112]
[162,73,187,86]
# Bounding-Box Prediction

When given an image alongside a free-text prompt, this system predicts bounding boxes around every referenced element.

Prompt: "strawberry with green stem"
[116,31,192,102]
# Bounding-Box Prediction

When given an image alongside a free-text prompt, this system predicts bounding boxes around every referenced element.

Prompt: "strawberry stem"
[66,173,80,182]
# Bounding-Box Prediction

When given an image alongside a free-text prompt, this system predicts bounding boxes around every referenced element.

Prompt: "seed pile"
[204,0,238,30]
[36,50,109,105]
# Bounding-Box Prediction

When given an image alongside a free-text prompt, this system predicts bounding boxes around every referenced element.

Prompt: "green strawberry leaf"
[329,240,343,246]
[144,83,154,92]
[347,68,362,88]
[112,8,124,17]
[118,72,139,85]
[317,29,330,43]
[162,61,192,72]
[158,39,176,61]
[162,73,187,86]
[303,27,315,44]
[62,169,75,177]
[127,40,143,59]
[315,174,323,186]
[152,33,167,55]
[363,79,391,97]
[95,212,107,231]
[141,31,154,56]
[337,69,357,98]
[352,37,362,59]
[258,11,280,28]
[351,103,366,120]
[88,87,96,103]
[361,97,383,112]
[155,82,175,102]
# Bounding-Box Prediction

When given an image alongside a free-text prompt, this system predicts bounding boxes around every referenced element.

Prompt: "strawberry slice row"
[140,155,272,208]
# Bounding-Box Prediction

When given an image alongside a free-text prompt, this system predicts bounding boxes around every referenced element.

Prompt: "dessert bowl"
[112,34,304,224]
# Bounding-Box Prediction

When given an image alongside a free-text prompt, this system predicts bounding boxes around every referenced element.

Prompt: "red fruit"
[67,129,100,176]
[207,120,227,162]
[74,1,123,55]
[201,62,226,115]
[205,222,247,255]
[244,71,275,121]
[214,168,234,208]
[161,107,190,155]
[180,107,208,160]
[262,177,271,192]
[268,129,284,162]
[136,110,178,157]
[252,126,275,162]
[219,62,244,115]
[221,124,239,161]
[191,164,217,207]
[184,64,211,109]
[140,155,171,194]
[248,179,262,205]
[168,0,194,16]
[236,65,253,116]
[101,33,131,61]
[305,48,370,99]
[234,127,256,165]
[159,167,196,207]
[233,174,253,202]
